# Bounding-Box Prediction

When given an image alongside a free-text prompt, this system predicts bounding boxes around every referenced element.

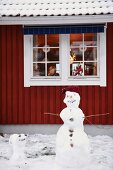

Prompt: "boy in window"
[48,65,59,76]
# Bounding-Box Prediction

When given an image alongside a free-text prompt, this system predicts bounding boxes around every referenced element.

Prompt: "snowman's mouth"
[67,100,76,103]
[19,139,26,141]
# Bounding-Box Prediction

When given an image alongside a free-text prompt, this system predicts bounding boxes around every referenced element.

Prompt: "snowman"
[55,86,90,170]
[9,134,27,165]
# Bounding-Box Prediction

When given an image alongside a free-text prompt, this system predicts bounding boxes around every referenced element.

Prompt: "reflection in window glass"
[84,62,97,76]
[84,33,97,46]
[33,35,45,47]
[70,48,83,62]
[33,49,45,62]
[47,48,59,61]
[70,34,83,47]
[47,63,60,76]
[84,47,97,61]
[47,34,59,47]
[70,63,83,76]
[33,63,45,76]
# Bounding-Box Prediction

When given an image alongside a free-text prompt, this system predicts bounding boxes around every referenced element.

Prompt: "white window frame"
[24,29,106,87]
[31,34,61,79]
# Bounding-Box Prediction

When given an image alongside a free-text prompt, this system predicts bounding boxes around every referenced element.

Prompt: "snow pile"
[90,135,113,170]
[25,134,56,158]
[0,134,113,170]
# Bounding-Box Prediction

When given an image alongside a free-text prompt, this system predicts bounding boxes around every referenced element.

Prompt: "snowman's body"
[55,91,90,170]
[9,134,27,165]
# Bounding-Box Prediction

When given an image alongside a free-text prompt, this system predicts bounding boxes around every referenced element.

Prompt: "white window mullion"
[83,33,85,76]
[97,33,100,77]
[99,28,106,86]
[60,34,70,82]
[45,34,47,77]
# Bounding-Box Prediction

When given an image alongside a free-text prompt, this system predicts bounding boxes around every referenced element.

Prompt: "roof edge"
[0,15,113,25]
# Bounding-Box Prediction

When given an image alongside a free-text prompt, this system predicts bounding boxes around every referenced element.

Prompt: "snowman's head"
[63,91,80,108]
[18,134,27,142]
[9,134,27,145]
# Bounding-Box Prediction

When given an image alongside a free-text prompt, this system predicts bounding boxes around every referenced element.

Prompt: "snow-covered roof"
[0,0,113,17]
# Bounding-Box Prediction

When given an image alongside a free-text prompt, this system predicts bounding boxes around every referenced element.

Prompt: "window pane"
[84,33,97,46]
[70,63,83,76]
[47,34,59,47]
[33,49,45,62]
[47,63,60,76]
[70,48,83,62]
[33,63,45,76]
[84,62,97,76]
[84,47,97,61]
[47,48,59,61]
[33,35,45,47]
[70,34,83,47]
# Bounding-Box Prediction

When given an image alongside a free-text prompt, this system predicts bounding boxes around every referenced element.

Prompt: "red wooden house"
[0,0,113,133]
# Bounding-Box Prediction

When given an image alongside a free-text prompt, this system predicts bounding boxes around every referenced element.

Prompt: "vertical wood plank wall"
[0,24,113,125]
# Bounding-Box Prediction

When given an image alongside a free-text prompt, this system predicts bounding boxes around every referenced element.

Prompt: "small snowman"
[55,86,90,170]
[9,134,27,165]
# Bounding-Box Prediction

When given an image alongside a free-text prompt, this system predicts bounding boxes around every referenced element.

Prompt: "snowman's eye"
[19,135,21,137]
[70,96,72,98]
[67,95,69,97]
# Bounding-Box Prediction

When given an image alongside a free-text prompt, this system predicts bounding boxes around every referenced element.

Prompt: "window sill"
[24,77,106,87]
[68,76,100,80]
[30,77,61,80]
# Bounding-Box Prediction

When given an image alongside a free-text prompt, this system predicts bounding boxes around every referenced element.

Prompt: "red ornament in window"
[73,64,83,76]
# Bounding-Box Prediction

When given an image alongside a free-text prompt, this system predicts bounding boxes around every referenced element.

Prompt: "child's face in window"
[48,66,56,75]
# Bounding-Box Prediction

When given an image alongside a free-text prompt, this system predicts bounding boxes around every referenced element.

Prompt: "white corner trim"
[0,15,113,25]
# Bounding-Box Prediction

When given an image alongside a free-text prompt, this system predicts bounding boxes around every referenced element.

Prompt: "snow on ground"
[0,134,113,170]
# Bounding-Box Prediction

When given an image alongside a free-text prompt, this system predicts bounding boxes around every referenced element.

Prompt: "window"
[69,33,98,78]
[24,28,106,87]
[32,34,61,78]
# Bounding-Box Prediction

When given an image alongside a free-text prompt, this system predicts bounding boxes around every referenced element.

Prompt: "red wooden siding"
[0,24,113,125]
